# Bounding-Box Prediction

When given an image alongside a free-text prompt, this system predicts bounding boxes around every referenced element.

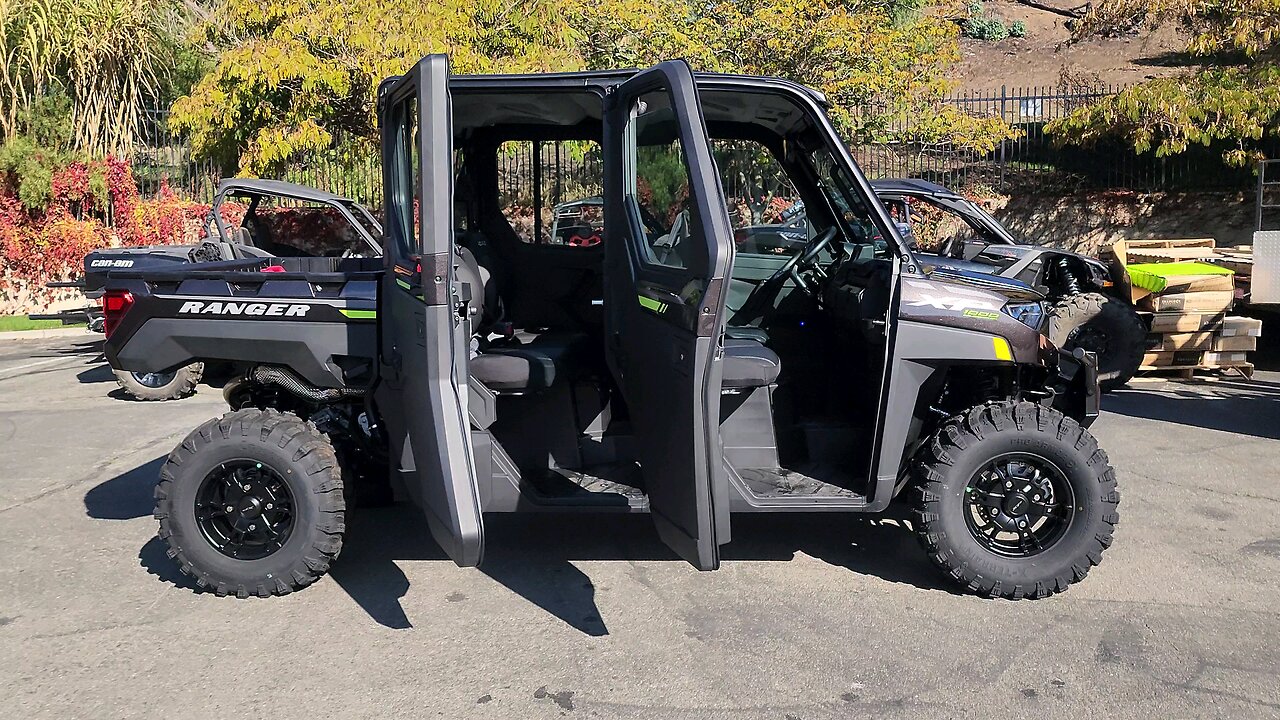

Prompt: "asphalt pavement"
[1,334,1279,719]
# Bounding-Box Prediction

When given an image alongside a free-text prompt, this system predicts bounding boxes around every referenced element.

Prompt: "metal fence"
[855,84,1270,192]
[130,86,1269,207]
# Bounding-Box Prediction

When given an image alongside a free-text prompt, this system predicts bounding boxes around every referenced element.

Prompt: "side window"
[386,93,419,259]
[624,91,704,273]
[498,140,603,246]
[712,139,804,257]
[807,148,879,244]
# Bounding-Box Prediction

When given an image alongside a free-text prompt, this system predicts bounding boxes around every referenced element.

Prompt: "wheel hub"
[132,370,177,388]
[1003,492,1030,516]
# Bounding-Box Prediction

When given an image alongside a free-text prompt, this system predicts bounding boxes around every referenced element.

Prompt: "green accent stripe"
[395,278,412,291]
[638,295,667,313]
[339,309,377,320]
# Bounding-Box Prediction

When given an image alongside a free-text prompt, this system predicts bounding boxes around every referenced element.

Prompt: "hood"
[921,262,1045,302]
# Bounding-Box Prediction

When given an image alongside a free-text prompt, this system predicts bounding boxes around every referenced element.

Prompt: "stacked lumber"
[1107,239,1263,377]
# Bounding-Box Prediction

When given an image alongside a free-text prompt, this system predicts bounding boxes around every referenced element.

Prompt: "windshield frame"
[691,77,917,270]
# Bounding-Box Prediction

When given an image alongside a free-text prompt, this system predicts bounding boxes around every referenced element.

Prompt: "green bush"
[964,16,1009,40]
[962,1,1020,41]
[0,138,64,210]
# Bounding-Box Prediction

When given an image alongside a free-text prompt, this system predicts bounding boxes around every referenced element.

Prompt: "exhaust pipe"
[225,365,365,405]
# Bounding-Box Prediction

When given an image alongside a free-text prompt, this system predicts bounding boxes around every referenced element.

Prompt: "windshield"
[340,200,384,240]
[806,146,892,254]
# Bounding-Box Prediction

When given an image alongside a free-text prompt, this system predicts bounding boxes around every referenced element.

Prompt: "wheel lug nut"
[1019,521,1027,528]
[225,505,234,512]
[1033,495,1040,501]
[1005,481,1012,488]
[266,503,273,510]
[249,524,256,531]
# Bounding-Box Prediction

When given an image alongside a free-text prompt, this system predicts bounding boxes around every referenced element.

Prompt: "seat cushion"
[724,325,770,344]
[722,338,781,389]
[470,332,586,391]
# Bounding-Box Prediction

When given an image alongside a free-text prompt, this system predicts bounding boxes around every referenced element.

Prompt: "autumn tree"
[173,0,1014,174]
[170,0,582,173]
[1047,0,1280,165]
[568,0,1013,151]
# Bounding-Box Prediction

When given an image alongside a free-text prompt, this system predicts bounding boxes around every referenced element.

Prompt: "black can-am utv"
[36,179,382,400]
[101,56,1118,600]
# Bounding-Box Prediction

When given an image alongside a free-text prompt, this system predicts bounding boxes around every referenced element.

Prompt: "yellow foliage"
[172,0,1013,173]
[1053,0,1280,162]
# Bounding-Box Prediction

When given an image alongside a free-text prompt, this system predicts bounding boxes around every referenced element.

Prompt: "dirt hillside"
[950,0,1190,90]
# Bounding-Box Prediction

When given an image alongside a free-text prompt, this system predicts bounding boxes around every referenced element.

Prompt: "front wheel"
[154,408,346,598]
[911,401,1119,600]
[1047,292,1145,392]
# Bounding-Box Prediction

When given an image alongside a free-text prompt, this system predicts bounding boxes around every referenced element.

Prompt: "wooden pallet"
[1133,363,1255,381]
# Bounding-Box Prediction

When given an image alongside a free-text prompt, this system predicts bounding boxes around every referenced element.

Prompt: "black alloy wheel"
[962,453,1075,558]
[194,460,296,560]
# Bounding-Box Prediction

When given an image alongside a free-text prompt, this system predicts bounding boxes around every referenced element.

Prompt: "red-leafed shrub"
[1,155,210,315]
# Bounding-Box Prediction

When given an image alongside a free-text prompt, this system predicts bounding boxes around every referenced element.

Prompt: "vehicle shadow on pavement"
[76,365,116,384]
[87,460,952,634]
[330,507,951,634]
[84,456,165,520]
[1105,379,1280,440]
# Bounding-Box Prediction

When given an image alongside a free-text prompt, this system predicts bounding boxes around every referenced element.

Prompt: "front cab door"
[603,61,736,570]
[376,54,484,567]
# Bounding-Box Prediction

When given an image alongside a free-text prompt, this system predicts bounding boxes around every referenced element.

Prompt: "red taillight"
[101,290,133,338]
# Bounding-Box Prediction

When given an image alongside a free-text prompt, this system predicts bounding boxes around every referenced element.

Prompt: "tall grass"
[1,0,181,155]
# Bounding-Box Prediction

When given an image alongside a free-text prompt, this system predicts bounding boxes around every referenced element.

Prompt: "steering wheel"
[765,225,838,294]
[731,226,838,325]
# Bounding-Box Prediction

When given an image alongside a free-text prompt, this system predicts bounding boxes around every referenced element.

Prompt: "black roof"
[380,67,830,107]
[214,179,355,204]
[868,178,962,200]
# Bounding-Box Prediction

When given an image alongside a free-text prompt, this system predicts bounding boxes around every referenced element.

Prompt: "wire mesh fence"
[130,85,1270,208]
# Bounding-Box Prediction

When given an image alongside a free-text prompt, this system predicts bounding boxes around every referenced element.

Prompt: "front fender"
[1050,347,1100,427]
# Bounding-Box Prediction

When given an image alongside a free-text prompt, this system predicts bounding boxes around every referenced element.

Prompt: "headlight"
[1002,301,1045,331]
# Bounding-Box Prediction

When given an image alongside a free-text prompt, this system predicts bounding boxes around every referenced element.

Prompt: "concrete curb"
[0,327,98,342]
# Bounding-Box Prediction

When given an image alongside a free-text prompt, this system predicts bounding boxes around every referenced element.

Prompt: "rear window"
[498,140,603,246]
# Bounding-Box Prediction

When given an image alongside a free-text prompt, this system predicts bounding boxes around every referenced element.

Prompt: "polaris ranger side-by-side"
[101,56,1118,600]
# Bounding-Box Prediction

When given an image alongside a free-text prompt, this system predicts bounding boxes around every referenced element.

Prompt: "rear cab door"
[375,54,484,566]
[602,61,736,570]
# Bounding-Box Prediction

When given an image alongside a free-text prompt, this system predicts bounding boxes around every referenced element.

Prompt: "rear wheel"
[114,362,203,401]
[154,408,345,598]
[1047,292,1145,391]
[911,401,1119,599]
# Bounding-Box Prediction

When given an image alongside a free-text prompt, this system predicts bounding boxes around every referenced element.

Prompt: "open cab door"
[603,61,736,570]
[375,54,484,566]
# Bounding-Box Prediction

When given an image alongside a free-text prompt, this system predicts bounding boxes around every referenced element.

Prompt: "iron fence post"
[999,85,1007,191]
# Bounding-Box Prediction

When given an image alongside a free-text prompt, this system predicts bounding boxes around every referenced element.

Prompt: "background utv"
[102,56,1119,600]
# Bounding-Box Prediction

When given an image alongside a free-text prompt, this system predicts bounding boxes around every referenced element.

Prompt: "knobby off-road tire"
[155,408,345,598]
[911,401,1119,600]
[1047,292,1145,392]
[114,362,204,401]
